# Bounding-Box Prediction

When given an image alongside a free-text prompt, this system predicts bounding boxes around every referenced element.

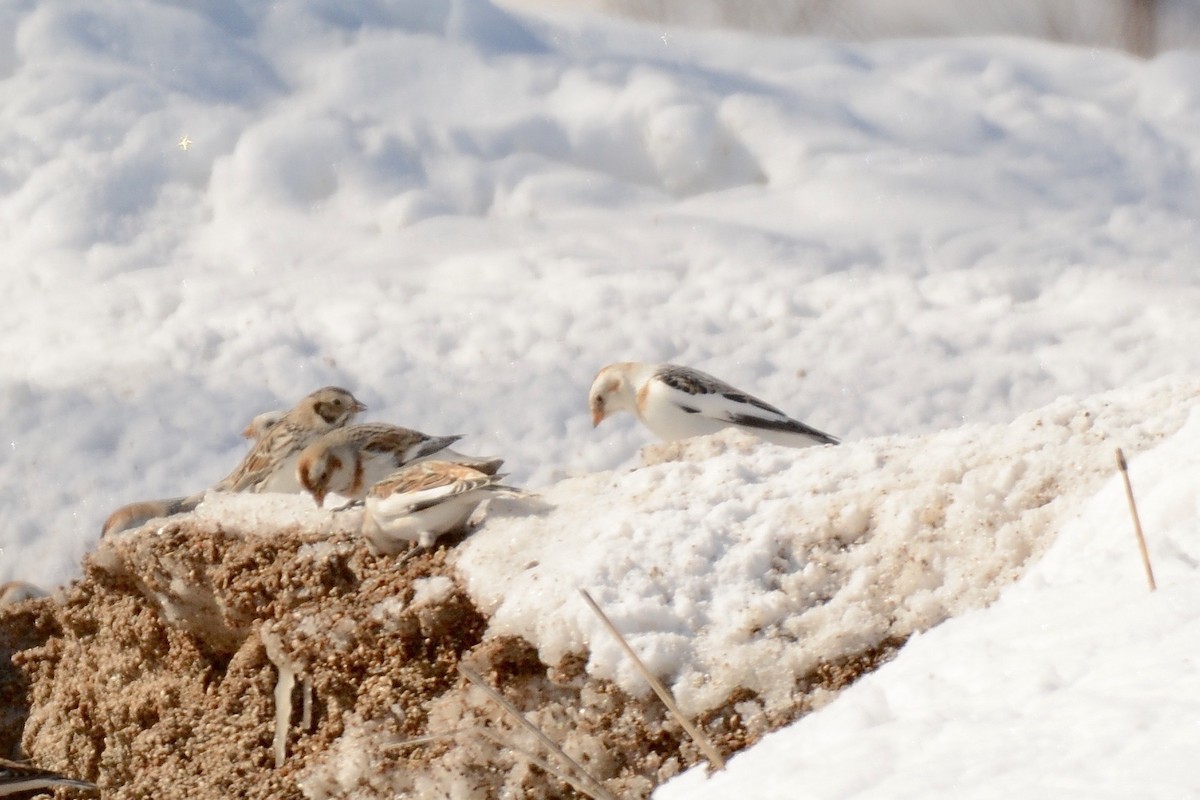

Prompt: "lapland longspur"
[0,581,46,605]
[101,496,202,537]
[216,386,366,494]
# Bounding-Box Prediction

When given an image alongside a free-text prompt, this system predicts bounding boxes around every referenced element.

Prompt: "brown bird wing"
[368,462,496,507]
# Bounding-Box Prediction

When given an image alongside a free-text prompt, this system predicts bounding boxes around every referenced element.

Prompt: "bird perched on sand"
[0,757,96,796]
[0,582,46,605]
[296,422,476,507]
[589,362,839,447]
[101,496,202,537]
[100,387,366,537]
[241,409,285,441]
[216,386,367,494]
[361,460,526,557]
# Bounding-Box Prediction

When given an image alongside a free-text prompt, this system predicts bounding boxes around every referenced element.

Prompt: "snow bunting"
[361,460,526,556]
[101,495,202,537]
[589,362,840,447]
[296,422,469,507]
[241,409,286,441]
[0,757,96,796]
[216,386,367,494]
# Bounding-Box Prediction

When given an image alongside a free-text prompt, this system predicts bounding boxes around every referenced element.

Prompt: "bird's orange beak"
[591,408,604,427]
[313,489,326,508]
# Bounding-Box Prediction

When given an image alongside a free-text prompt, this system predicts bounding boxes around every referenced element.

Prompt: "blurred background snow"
[501,0,1189,56]
[0,0,1197,593]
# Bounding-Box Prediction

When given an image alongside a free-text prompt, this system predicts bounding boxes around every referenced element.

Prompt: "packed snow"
[4,0,1200,586]
[1,0,1199,796]
[659,403,1200,798]
[459,378,1195,720]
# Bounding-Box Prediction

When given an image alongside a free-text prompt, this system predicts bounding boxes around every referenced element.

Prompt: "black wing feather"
[725,412,841,444]
[659,364,840,445]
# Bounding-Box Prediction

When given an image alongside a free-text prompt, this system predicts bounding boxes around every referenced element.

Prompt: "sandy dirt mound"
[3,379,1195,797]
[0,515,890,799]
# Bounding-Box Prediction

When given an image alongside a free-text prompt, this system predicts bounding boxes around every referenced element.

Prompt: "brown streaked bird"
[296,422,474,508]
[100,387,365,538]
[588,362,839,448]
[0,581,46,605]
[360,460,527,556]
[101,495,202,537]
[0,757,96,796]
[216,386,367,494]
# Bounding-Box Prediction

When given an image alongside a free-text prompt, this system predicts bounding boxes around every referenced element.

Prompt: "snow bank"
[5,2,1200,590]
[3,378,1190,798]
[658,391,1200,799]
[458,377,1196,717]
[3,0,1200,793]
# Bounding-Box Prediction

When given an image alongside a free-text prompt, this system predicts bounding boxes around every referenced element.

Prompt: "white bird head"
[588,363,639,427]
[241,409,286,440]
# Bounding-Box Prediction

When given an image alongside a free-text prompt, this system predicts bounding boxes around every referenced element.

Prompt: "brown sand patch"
[1,516,902,799]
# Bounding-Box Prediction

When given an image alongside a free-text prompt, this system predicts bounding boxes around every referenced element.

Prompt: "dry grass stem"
[384,724,603,798]
[474,726,607,800]
[384,730,464,750]
[1116,448,1156,591]
[301,676,313,731]
[578,588,727,772]
[457,664,615,800]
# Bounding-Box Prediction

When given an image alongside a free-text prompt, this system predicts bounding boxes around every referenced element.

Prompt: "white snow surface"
[658,403,1200,799]
[3,1,1200,588]
[502,0,1200,54]
[2,0,1200,795]
[458,376,1195,716]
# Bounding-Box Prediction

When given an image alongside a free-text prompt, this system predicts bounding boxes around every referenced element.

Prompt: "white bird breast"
[638,380,738,441]
[364,487,485,549]
[258,452,306,493]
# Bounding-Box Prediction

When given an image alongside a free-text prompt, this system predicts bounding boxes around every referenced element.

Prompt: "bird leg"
[393,543,426,567]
